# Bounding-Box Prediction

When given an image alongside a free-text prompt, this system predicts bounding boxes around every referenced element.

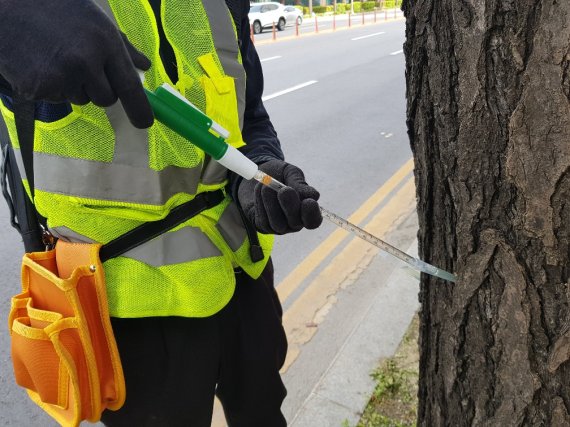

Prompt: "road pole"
[315,15,319,33]
[272,21,276,40]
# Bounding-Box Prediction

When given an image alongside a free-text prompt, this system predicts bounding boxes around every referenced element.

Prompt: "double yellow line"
[277,157,414,304]
[278,157,416,371]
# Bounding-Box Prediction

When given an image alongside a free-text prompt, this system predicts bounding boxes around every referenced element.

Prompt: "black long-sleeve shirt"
[229,0,284,164]
[0,0,284,168]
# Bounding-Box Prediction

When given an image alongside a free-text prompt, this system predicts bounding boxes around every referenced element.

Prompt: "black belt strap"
[99,189,225,262]
[13,99,36,198]
[10,98,46,252]
[237,204,264,262]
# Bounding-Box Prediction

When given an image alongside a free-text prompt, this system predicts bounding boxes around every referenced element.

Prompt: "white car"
[249,2,287,34]
[283,6,303,26]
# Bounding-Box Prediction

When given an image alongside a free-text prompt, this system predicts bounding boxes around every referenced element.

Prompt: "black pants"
[101,260,288,427]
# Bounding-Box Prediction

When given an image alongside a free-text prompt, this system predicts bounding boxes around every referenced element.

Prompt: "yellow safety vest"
[0,0,273,318]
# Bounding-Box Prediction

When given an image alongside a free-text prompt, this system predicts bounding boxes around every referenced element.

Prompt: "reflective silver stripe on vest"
[202,0,246,129]
[4,99,194,205]
[121,226,222,266]
[200,0,246,185]
[26,148,202,205]
[201,155,229,186]
[106,103,149,167]
[51,224,222,266]
[216,202,247,252]
[11,145,27,182]
[50,226,96,243]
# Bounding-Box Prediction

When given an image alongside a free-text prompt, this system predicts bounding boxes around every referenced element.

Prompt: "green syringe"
[144,84,457,283]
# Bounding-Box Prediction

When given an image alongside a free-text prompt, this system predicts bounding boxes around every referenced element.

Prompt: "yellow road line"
[281,176,417,372]
[276,157,413,304]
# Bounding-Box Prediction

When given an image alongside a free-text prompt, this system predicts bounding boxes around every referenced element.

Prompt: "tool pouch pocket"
[8,241,125,427]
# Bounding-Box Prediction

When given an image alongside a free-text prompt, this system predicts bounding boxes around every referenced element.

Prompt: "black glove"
[0,0,153,129]
[238,160,323,235]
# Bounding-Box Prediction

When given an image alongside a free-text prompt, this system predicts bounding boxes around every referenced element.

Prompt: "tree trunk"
[403,1,570,425]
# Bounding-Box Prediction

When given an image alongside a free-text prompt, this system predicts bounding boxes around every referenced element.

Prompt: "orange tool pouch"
[6,189,224,427]
[8,241,124,427]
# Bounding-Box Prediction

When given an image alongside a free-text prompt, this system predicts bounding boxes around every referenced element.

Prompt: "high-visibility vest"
[0,0,273,318]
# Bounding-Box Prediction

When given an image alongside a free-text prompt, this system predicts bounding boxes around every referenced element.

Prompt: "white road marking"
[351,31,385,41]
[385,133,393,138]
[260,56,282,63]
[262,80,318,102]
[390,49,404,55]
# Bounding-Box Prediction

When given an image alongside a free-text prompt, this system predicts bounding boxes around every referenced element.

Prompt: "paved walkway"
[285,238,419,426]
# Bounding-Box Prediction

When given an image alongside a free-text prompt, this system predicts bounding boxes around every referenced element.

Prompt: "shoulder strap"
[13,98,37,199]
[6,98,45,252]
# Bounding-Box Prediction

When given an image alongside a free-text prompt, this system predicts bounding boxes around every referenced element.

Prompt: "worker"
[0,0,322,426]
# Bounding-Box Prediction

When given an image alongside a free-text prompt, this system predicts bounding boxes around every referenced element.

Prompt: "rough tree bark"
[403,1,570,425]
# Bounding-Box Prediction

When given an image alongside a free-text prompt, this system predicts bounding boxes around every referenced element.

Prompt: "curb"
[287,239,420,427]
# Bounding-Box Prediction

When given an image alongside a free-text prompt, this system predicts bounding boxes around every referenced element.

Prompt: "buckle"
[41,227,56,251]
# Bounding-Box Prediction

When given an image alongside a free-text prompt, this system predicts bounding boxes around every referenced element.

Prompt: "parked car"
[249,2,287,34]
[283,6,303,26]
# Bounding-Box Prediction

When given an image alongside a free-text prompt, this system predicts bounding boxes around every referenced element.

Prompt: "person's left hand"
[237,160,323,235]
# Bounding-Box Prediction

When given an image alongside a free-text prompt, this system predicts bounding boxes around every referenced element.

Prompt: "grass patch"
[348,314,419,427]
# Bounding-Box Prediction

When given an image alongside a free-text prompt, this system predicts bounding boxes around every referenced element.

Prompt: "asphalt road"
[255,19,410,284]
[0,18,411,426]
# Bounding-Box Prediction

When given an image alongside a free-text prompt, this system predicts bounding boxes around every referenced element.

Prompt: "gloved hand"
[238,160,323,235]
[0,0,153,128]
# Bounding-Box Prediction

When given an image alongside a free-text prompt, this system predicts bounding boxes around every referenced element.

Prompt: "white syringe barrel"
[216,144,259,180]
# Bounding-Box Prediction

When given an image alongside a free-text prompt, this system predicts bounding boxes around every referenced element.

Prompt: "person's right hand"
[0,0,154,128]
[237,160,323,235]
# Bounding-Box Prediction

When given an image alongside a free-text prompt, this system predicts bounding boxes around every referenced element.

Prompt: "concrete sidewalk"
[283,238,420,427]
